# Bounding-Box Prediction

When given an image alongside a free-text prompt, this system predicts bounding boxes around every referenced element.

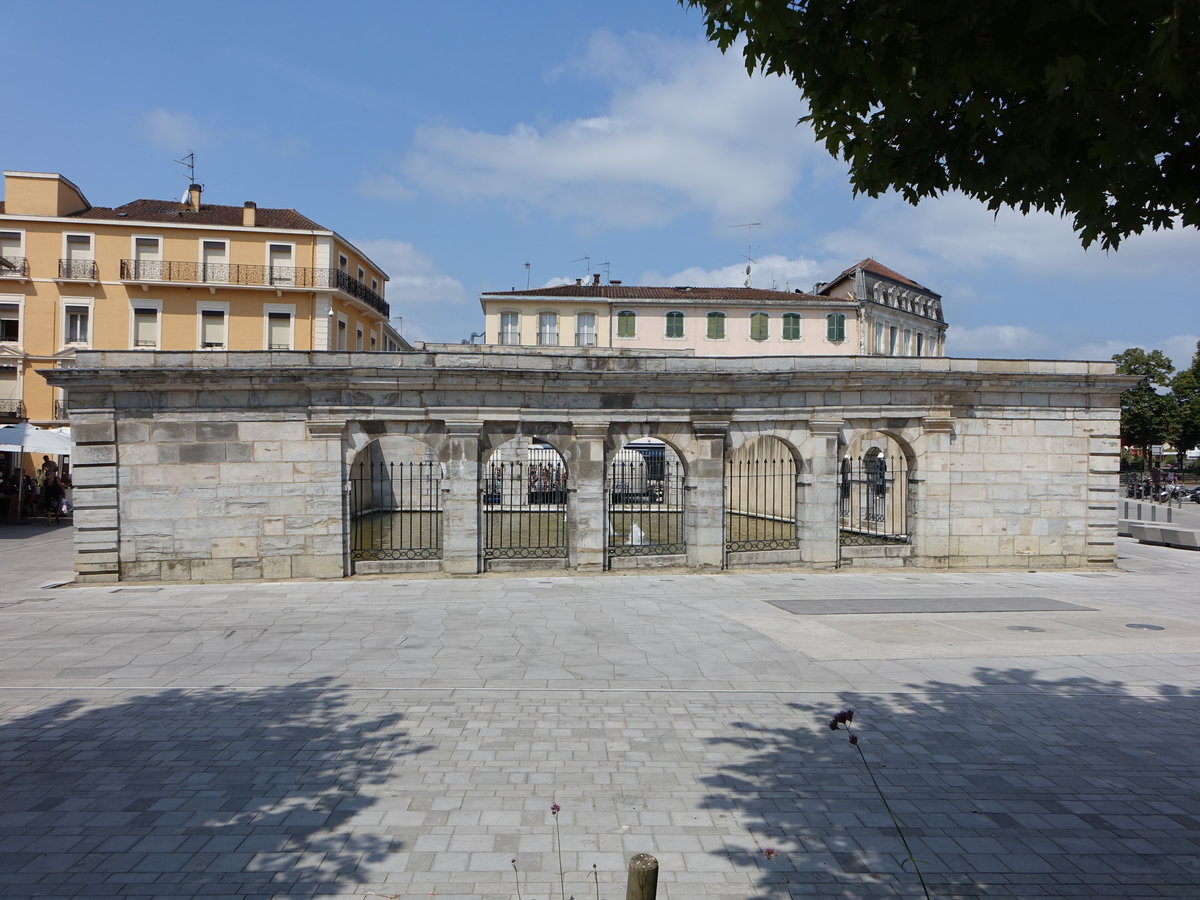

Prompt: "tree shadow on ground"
[702,669,1200,899]
[0,677,432,898]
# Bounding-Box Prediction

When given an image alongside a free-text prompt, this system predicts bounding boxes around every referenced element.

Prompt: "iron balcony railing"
[119,260,389,317]
[58,259,98,280]
[0,256,28,277]
[0,399,24,419]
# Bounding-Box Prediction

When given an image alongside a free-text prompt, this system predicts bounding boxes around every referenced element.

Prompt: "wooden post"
[625,853,658,900]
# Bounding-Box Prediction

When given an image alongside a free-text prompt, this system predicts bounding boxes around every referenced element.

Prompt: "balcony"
[0,399,25,420]
[119,260,390,317]
[0,256,28,279]
[58,259,98,281]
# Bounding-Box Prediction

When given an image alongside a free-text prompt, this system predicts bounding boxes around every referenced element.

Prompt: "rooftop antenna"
[571,255,591,280]
[599,260,611,283]
[729,222,761,287]
[175,151,197,184]
[524,262,531,290]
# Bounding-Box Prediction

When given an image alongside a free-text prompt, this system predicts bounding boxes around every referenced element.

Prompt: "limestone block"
[151,422,197,443]
[261,535,308,555]
[289,554,343,578]
[253,441,283,461]
[240,421,307,442]
[70,464,116,488]
[71,444,117,465]
[233,558,263,580]
[308,535,344,555]
[218,462,296,485]
[74,421,117,443]
[190,558,234,581]
[261,555,293,579]
[119,560,164,581]
[142,464,221,487]
[212,537,260,558]
[281,441,329,462]
[129,499,196,520]
[74,528,118,551]
[196,423,238,442]
[225,443,254,463]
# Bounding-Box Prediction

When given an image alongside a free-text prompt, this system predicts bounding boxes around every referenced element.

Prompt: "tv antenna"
[599,260,611,283]
[524,262,531,290]
[730,222,761,287]
[571,255,591,280]
[175,151,197,184]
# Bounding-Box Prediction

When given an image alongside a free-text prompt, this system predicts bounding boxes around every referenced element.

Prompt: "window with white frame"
[198,303,229,349]
[575,312,597,346]
[782,312,801,341]
[63,234,94,279]
[499,311,520,345]
[64,302,91,346]
[336,316,348,350]
[200,239,229,283]
[888,325,898,355]
[616,310,636,338]
[0,231,24,276]
[916,333,925,357]
[132,303,161,349]
[826,312,846,342]
[131,236,162,280]
[875,322,884,354]
[537,312,558,346]
[356,327,364,351]
[706,311,726,339]
[749,312,769,341]
[0,301,21,343]
[665,311,684,338]
[903,329,912,356]
[338,254,348,272]
[264,304,295,350]
[267,243,294,286]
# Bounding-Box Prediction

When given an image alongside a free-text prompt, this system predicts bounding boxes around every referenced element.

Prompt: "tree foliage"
[1112,347,1176,459]
[1169,341,1200,454]
[683,0,1200,249]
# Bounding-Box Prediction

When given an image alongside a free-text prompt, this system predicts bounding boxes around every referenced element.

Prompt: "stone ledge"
[1126,522,1200,550]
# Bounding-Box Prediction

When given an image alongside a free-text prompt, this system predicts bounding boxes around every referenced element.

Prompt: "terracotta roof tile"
[66,199,327,231]
[820,258,935,294]
[483,285,841,303]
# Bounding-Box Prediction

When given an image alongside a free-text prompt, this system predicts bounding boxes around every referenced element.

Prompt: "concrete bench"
[1126,522,1200,550]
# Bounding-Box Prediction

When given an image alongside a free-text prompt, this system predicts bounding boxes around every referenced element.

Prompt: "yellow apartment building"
[0,170,404,457]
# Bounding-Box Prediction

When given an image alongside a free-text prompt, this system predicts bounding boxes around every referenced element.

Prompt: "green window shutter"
[750,312,768,341]
[706,312,725,339]
[782,313,800,340]
[665,311,684,338]
[617,311,636,338]
[826,313,845,342]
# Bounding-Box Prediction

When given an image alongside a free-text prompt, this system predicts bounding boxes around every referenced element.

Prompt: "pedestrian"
[42,475,64,525]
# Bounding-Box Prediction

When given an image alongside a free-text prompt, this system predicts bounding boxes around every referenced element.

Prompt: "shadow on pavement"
[703,669,1200,899]
[0,677,432,897]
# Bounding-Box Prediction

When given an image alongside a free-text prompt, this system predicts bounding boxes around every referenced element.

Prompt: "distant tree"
[1169,341,1200,458]
[1112,347,1175,467]
[682,0,1200,249]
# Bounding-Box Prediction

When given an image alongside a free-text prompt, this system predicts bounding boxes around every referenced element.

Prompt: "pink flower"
[551,803,560,815]
[848,733,859,745]
[764,847,777,861]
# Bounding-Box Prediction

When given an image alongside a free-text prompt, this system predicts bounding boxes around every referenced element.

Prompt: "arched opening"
[607,436,685,560]
[482,436,568,562]
[349,434,443,566]
[839,431,911,545]
[725,436,799,552]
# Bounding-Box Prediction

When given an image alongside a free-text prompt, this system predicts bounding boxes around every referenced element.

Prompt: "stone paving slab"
[0,526,1199,898]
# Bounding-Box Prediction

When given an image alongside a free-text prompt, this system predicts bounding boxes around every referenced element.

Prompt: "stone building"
[47,347,1126,584]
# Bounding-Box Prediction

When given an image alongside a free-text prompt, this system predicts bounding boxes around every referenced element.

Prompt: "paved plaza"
[2,518,1200,898]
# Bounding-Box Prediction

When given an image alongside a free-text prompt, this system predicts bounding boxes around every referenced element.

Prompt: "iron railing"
[839,454,910,544]
[0,399,24,419]
[0,256,27,277]
[608,456,685,557]
[482,459,568,559]
[349,460,443,561]
[119,260,390,317]
[725,455,798,551]
[58,259,97,280]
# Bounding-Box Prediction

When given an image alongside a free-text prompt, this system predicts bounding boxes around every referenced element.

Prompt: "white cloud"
[641,254,823,291]
[353,239,467,308]
[386,32,819,227]
[945,325,1054,358]
[356,174,415,202]
[139,109,306,158]
[142,109,206,151]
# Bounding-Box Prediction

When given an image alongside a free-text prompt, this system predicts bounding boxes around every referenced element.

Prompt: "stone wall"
[47,349,1129,582]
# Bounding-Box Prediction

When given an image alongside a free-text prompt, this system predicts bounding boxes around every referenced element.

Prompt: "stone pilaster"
[686,417,728,569]
[441,420,483,575]
[568,423,609,571]
[913,409,954,566]
[803,419,842,568]
[69,411,120,582]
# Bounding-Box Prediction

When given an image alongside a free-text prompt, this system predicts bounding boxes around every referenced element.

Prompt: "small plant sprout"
[510,857,523,900]
[590,862,599,900]
[551,802,566,900]
[829,709,932,900]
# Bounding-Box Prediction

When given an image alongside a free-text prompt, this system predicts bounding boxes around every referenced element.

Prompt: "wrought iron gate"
[725,455,799,551]
[838,454,909,545]
[350,460,443,561]
[482,460,568,560]
[608,457,685,558]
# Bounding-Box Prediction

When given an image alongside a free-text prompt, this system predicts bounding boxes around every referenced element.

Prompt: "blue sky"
[6,1,1198,366]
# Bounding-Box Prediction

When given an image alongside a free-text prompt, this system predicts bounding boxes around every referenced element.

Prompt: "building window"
[875,322,884,353]
[665,311,684,338]
[499,311,520,345]
[132,236,162,279]
[336,317,348,350]
[782,313,801,341]
[356,327,364,351]
[0,303,19,343]
[576,312,597,346]
[200,309,227,349]
[888,325,898,355]
[338,254,348,273]
[370,334,377,350]
[267,243,294,286]
[65,305,90,345]
[201,239,228,283]
[749,312,769,341]
[537,312,559,346]
[132,306,160,348]
[616,310,637,338]
[903,329,912,356]
[826,312,846,342]
[371,278,379,293]
[357,266,365,283]
[706,311,726,340]
[916,333,924,357]
[267,310,293,350]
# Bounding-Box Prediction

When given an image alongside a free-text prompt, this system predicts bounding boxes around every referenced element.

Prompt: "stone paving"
[1,522,1199,898]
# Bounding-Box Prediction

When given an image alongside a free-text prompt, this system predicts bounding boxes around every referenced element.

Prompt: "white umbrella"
[0,423,73,455]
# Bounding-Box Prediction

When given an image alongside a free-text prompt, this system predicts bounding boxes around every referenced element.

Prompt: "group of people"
[1,456,72,524]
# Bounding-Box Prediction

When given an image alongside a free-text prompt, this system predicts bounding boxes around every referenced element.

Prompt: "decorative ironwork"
[482,457,568,560]
[839,454,910,545]
[0,399,24,418]
[725,453,798,552]
[608,451,686,557]
[58,259,97,280]
[350,460,443,561]
[0,256,28,277]
[119,260,390,317]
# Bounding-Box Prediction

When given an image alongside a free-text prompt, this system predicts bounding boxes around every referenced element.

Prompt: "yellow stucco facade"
[1,171,401,444]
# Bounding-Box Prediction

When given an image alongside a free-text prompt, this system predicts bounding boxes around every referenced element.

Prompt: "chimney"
[610,280,622,285]
[242,201,256,227]
[186,183,202,213]
[592,273,601,285]
[576,278,583,285]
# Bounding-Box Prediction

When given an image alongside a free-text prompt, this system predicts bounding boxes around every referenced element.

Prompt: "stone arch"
[725,434,800,555]
[839,427,914,544]
[480,432,569,567]
[606,430,687,561]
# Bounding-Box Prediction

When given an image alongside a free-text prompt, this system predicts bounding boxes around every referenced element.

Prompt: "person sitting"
[42,475,64,525]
